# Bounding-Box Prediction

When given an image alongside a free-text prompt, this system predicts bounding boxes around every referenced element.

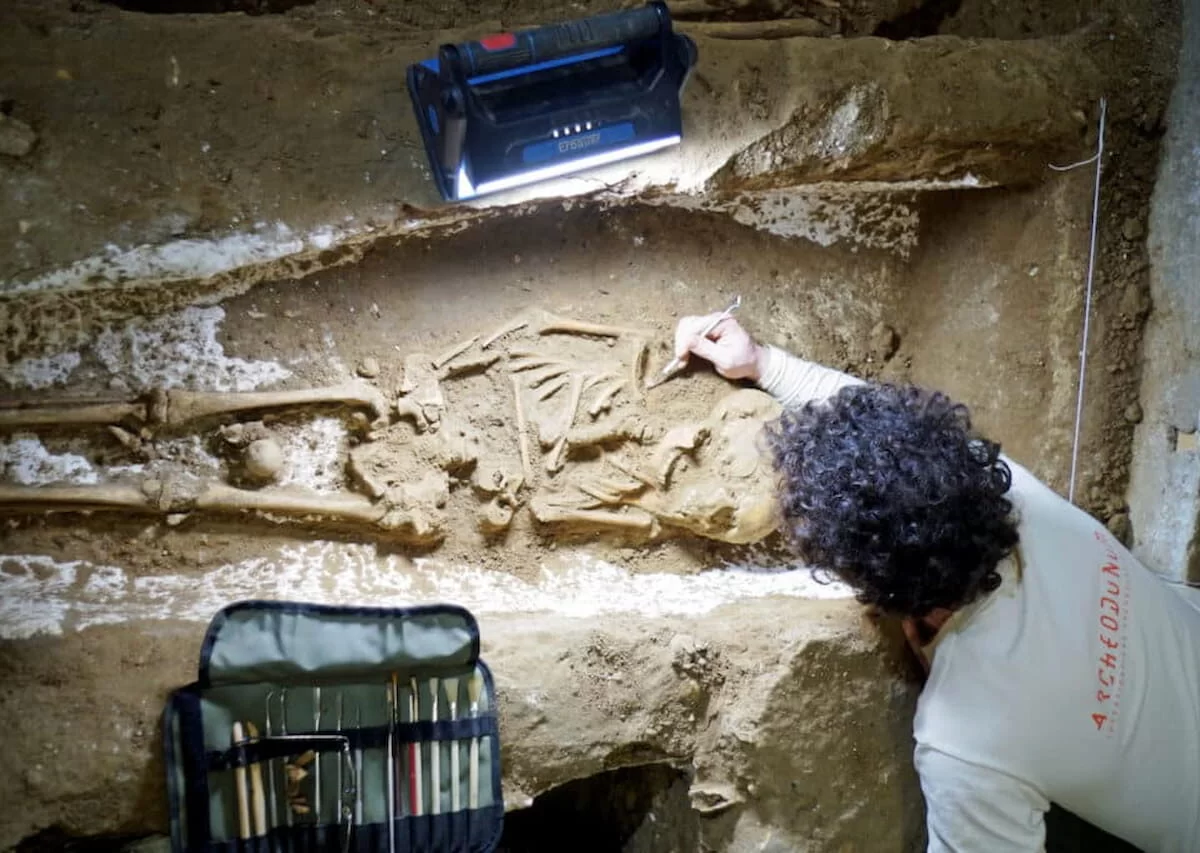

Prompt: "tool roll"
[162,601,504,852]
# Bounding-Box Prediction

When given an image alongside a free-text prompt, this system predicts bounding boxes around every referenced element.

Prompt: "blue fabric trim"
[200,807,503,852]
[478,660,505,850]
[176,688,211,851]
[161,692,185,853]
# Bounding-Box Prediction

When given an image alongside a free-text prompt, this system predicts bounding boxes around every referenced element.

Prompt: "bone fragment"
[575,478,640,506]
[0,483,153,513]
[397,354,444,432]
[536,377,569,402]
[195,483,387,526]
[431,336,479,370]
[583,372,618,392]
[478,499,516,534]
[605,457,659,489]
[481,316,529,349]
[160,382,389,427]
[0,401,147,431]
[588,380,626,418]
[107,426,145,453]
[631,340,649,386]
[565,415,650,449]
[510,375,533,487]
[537,314,649,339]
[530,498,656,532]
[440,352,501,379]
[651,424,712,489]
[547,375,584,475]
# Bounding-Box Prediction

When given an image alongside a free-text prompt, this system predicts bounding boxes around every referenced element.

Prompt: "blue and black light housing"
[407,1,698,202]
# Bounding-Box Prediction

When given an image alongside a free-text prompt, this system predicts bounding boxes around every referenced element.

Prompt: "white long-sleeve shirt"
[757,345,1200,852]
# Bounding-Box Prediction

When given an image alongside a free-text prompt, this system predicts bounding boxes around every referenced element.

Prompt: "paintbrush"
[387,675,397,853]
[409,677,423,817]
[645,294,742,389]
[313,687,322,825]
[245,721,268,838]
[429,677,441,815]
[232,722,252,841]
[467,672,483,810]
[443,677,461,812]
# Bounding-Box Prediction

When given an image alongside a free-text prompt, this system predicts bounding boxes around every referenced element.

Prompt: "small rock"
[1106,512,1132,546]
[244,438,285,483]
[1123,402,1143,424]
[0,114,37,158]
[867,322,899,362]
[356,357,380,379]
[165,513,188,527]
[1121,216,1145,242]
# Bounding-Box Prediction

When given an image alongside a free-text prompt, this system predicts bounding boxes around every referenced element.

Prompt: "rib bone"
[547,375,584,475]
[511,375,534,487]
[431,336,479,370]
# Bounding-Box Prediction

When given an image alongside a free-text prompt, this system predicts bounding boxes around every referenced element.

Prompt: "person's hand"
[673,314,767,381]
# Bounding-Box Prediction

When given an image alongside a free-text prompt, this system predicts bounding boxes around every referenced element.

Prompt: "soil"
[0,0,1185,848]
[0,192,1124,581]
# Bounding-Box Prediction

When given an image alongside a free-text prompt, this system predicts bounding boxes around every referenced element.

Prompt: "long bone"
[537,312,649,339]
[0,382,389,433]
[0,480,448,543]
[152,381,390,428]
[0,400,148,431]
[529,496,657,532]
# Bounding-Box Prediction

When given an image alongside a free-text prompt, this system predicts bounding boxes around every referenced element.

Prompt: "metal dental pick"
[646,294,741,389]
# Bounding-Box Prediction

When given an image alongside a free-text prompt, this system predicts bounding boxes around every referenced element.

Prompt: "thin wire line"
[1054,97,1107,505]
[1048,151,1100,172]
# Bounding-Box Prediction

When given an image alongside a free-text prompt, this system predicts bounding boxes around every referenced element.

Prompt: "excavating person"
[673,312,1200,853]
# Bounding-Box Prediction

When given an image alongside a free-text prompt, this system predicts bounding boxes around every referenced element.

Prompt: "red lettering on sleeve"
[1091,544,1130,735]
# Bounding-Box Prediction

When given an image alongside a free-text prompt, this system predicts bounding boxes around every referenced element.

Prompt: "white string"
[1049,97,1107,505]
[1048,152,1100,172]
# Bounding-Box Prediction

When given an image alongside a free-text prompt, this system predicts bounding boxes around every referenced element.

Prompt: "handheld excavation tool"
[646,294,742,389]
[407,0,698,202]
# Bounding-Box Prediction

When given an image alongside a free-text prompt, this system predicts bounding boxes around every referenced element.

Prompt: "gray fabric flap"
[202,602,478,685]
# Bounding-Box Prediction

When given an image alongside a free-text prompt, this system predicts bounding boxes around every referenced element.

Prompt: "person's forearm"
[755,344,863,409]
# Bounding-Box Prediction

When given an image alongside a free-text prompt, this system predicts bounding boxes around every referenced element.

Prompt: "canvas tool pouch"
[162,601,503,853]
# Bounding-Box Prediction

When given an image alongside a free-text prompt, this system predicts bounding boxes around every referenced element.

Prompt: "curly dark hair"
[765,382,1019,617]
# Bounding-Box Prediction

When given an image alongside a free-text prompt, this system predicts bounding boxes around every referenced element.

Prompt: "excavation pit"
[0,0,1169,848]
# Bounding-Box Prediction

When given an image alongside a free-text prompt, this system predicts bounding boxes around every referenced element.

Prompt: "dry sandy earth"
[0,0,1183,849]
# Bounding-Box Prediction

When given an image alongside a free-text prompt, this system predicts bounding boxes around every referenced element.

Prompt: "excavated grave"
[0,0,1146,850]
